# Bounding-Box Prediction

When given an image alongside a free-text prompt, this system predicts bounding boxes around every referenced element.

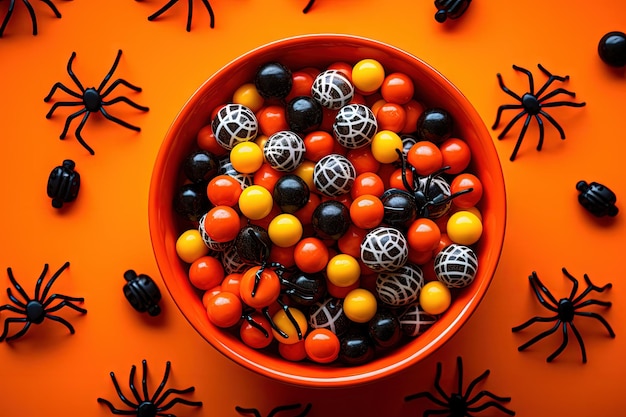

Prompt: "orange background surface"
[0,1,625,416]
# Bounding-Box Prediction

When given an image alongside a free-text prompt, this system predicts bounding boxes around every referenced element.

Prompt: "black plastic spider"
[405,356,515,417]
[236,403,312,417]
[493,64,586,161]
[136,0,215,31]
[512,268,615,364]
[44,49,149,155]
[302,0,316,13]
[0,261,86,342]
[0,0,62,37]
[97,359,203,417]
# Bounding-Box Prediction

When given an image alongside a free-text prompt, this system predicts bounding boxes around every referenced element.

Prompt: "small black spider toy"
[136,0,216,31]
[493,64,586,161]
[97,359,203,417]
[302,0,316,13]
[44,49,149,155]
[576,180,619,218]
[236,403,312,417]
[404,356,515,417]
[0,0,62,37]
[0,262,86,342]
[434,0,472,23]
[47,159,80,209]
[123,270,162,316]
[512,268,615,364]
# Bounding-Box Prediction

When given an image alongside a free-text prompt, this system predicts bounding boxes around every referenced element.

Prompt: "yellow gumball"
[419,281,451,315]
[232,83,265,113]
[343,288,377,323]
[230,141,264,174]
[239,185,273,220]
[352,59,385,94]
[326,254,361,287]
[371,130,403,163]
[175,229,208,264]
[447,210,483,245]
[268,213,303,247]
[272,307,308,344]
[292,160,316,192]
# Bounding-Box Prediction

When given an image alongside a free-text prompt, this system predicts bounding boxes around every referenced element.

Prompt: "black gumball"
[381,189,417,228]
[368,309,402,349]
[234,224,272,264]
[339,327,376,366]
[183,150,218,183]
[286,96,323,133]
[173,182,210,222]
[283,271,327,306]
[254,62,293,99]
[416,108,453,143]
[598,31,626,68]
[312,200,351,240]
[273,175,310,213]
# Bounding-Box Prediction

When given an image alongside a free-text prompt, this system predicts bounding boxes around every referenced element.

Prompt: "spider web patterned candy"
[313,154,356,197]
[219,243,248,275]
[376,263,424,307]
[360,227,409,272]
[263,131,306,172]
[309,297,349,336]
[399,303,437,337]
[333,104,378,149]
[311,70,355,109]
[211,104,258,150]
[434,244,478,288]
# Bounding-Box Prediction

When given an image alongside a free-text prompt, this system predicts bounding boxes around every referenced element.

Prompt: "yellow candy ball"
[447,210,483,245]
[352,59,385,94]
[230,141,264,174]
[292,160,316,193]
[371,130,403,163]
[239,185,274,220]
[419,281,451,315]
[326,254,361,287]
[343,288,377,323]
[232,83,265,113]
[175,229,208,264]
[272,307,308,344]
[268,213,303,247]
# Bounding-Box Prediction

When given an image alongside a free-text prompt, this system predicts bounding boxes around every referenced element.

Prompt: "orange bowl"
[149,34,506,387]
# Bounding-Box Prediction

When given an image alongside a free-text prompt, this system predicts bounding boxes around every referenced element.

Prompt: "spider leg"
[516,320,561,352]
[466,390,512,407]
[62,52,86,92]
[535,64,569,97]
[545,322,569,362]
[155,387,196,407]
[0,304,26,314]
[302,0,315,13]
[276,298,303,339]
[404,391,449,408]
[39,261,70,301]
[100,78,143,97]
[492,104,523,130]
[3,318,31,342]
[538,110,566,139]
[528,272,559,310]
[199,0,215,28]
[537,88,576,103]
[147,0,180,22]
[0,0,17,37]
[141,359,151,403]
[46,101,87,119]
[151,360,172,404]
[7,289,28,308]
[99,107,142,131]
[455,356,465,395]
[574,311,616,338]
[7,266,35,302]
[44,83,83,103]
[266,403,311,417]
[185,0,193,32]
[41,0,62,17]
[564,269,610,304]
[43,313,79,334]
[97,50,123,93]
[106,369,140,408]
[496,110,525,139]
[96,398,138,415]
[157,397,204,412]
[534,114,545,151]
[235,406,262,417]
[20,0,37,36]
[511,64,535,94]
[541,101,586,109]
[574,299,612,309]
[467,399,516,416]
[58,108,87,138]
[43,298,87,314]
[262,306,289,338]
[512,315,558,332]
[102,96,149,112]
[127,362,143,404]
[463,369,490,402]
[560,266,580,301]
[568,322,588,364]
[508,114,532,161]
[495,73,523,102]
[73,111,96,155]
[424,410,452,417]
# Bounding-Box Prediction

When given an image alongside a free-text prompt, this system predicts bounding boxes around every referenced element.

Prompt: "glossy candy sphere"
[203,206,241,242]
[303,130,335,162]
[376,102,407,133]
[381,72,415,105]
[268,213,303,247]
[351,172,385,199]
[447,210,482,245]
[311,70,355,109]
[450,173,483,208]
[240,266,281,308]
[399,304,437,337]
[380,189,417,228]
[371,130,403,163]
[368,309,402,348]
[206,291,243,328]
[234,224,272,264]
[311,200,351,240]
[407,141,443,176]
[189,255,225,290]
[273,175,310,213]
[305,328,341,363]
[376,263,424,307]
[339,328,375,365]
[240,313,274,349]
[419,281,451,315]
[598,31,626,67]
[286,96,323,133]
[257,105,289,136]
[272,307,308,344]
[176,229,209,263]
[207,174,243,207]
[183,150,218,183]
[360,226,409,272]
[233,83,265,113]
[352,59,385,94]
[254,62,293,99]
[333,104,378,149]
[326,254,361,287]
[407,218,441,252]
[212,104,259,150]
[434,244,478,289]
[282,271,327,306]
[349,194,384,229]
[174,183,210,222]
[440,137,471,175]
[309,297,349,336]
[313,154,356,197]
[264,130,306,172]
[238,185,274,220]
[343,288,377,323]
[230,141,264,174]
[294,237,329,273]
[416,108,453,144]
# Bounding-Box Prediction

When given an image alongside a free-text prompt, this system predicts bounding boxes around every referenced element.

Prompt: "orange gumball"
[407,141,443,176]
[294,237,330,273]
[188,255,224,290]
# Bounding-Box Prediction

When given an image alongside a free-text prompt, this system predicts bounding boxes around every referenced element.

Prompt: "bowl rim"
[149,33,507,388]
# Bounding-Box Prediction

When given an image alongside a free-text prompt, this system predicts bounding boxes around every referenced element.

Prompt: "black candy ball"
[598,31,626,68]
[368,309,402,349]
[339,327,376,366]
[183,150,218,183]
[174,182,210,222]
[254,62,293,99]
[273,175,310,213]
[416,108,453,144]
[312,200,351,240]
[286,96,323,133]
[381,189,417,228]
[234,224,272,264]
